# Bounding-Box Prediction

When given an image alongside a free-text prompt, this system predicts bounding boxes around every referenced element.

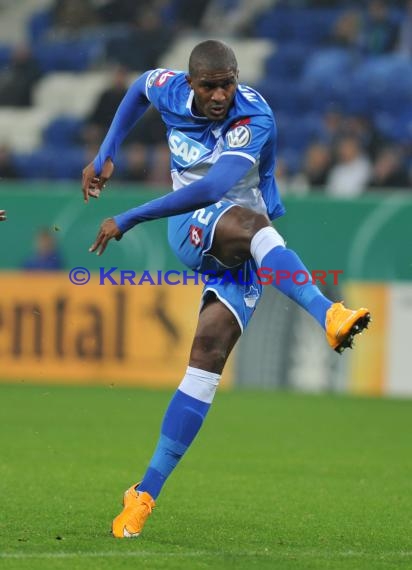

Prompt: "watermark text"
[68,267,343,286]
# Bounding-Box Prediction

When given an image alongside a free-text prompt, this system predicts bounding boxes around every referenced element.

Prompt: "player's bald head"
[188,40,238,78]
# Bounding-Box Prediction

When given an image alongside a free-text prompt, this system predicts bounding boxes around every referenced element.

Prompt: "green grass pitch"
[1,383,412,570]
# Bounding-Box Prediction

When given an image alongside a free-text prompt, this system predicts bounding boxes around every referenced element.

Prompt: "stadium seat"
[374,111,412,143]
[14,145,131,181]
[277,147,303,174]
[33,72,112,117]
[294,9,341,45]
[264,43,310,80]
[0,108,52,151]
[27,8,52,44]
[0,43,12,70]
[255,7,341,46]
[350,55,412,115]
[14,146,88,180]
[353,55,412,89]
[300,78,351,114]
[48,146,88,180]
[255,78,310,114]
[255,8,296,43]
[42,116,84,147]
[369,84,412,115]
[33,37,105,73]
[13,148,53,179]
[302,48,354,85]
[275,112,322,152]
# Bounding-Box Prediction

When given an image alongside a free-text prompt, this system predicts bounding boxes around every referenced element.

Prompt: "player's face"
[187,68,238,121]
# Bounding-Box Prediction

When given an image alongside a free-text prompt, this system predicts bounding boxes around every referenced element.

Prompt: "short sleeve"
[145,68,178,109]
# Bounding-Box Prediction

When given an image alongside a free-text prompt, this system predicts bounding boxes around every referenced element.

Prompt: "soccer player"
[81,40,371,538]
[0,210,6,221]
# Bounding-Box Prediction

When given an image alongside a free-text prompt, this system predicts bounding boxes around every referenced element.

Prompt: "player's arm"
[0,210,6,221]
[82,71,153,202]
[89,153,254,255]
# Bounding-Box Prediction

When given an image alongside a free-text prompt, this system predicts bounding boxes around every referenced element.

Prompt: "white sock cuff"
[178,366,221,404]
[250,226,285,267]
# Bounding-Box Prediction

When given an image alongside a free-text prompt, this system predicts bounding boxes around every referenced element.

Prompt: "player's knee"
[226,209,270,254]
[235,209,270,242]
[190,334,232,371]
[250,226,285,265]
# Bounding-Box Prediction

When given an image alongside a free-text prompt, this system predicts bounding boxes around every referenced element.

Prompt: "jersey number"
[192,202,223,226]
[192,208,213,225]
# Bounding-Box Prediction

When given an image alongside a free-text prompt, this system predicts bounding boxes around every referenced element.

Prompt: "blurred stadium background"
[0,0,411,395]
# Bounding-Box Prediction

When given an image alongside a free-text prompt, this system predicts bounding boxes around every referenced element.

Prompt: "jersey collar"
[186,90,208,120]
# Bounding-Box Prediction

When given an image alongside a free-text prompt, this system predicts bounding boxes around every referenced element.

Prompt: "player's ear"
[185,74,192,88]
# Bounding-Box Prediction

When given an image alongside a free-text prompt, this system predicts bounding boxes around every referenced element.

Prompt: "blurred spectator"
[147,144,172,186]
[275,156,311,196]
[274,157,291,195]
[120,143,149,182]
[94,0,143,25]
[22,228,64,271]
[106,6,172,70]
[318,106,345,146]
[369,145,410,189]
[51,0,100,34]
[0,210,6,222]
[398,0,412,57]
[342,113,384,158]
[0,45,42,107]
[82,65,129,146]
[174,0,211,29]
[126,106,166,146]
[319,108,384,160]
[359,0,400,55]
[299,141,332,189]
[326,135,372,197]
[328,9,361,48]
[0,145,18,179]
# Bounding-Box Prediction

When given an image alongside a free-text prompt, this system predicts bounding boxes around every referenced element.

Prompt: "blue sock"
[262,247,332,328]
[138,367,220,499]
[251,226,332,328]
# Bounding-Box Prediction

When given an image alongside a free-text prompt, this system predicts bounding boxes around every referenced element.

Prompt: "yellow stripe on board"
[344,282,387,396]
[0,272,234,389]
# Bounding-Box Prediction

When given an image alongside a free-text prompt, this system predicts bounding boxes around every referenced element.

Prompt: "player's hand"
[82,158,114,203]
[0,210,7,221]
[89,217,122,256]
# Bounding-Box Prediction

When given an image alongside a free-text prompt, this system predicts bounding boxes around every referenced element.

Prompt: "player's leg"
[210,205,370,353]
[112,297,241,538]
[136,297,240,497]
[210,205,332,325]
[112,202,251,539]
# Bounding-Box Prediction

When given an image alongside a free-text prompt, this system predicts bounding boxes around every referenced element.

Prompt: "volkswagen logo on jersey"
[168,128,210,168]
[226,125,252,148]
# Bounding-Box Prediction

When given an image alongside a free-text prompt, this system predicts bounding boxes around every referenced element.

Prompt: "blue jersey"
[144,69,284,220]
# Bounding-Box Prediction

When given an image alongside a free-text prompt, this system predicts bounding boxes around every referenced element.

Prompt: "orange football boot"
[325,302,371,354]
[112,483,155,538]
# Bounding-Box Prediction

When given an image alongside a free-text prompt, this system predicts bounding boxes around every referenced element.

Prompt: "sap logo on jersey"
[226,125,251,148]
[169,129,210,167]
